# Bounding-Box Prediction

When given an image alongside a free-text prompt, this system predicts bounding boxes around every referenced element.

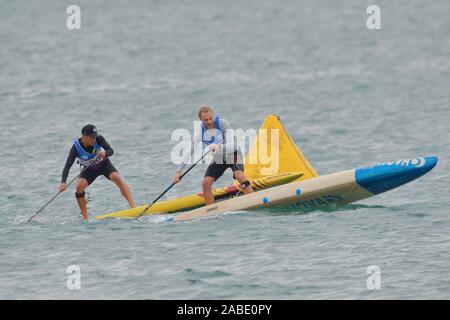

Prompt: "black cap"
[81,124,98,138]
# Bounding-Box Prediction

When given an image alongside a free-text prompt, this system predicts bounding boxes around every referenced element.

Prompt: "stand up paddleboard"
[172,156,437,222]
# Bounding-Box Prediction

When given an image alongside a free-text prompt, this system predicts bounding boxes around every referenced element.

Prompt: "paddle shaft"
[136,149,213,218]
[28,158,99,222]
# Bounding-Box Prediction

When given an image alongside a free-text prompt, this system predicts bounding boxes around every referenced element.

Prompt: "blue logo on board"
[289,195,344,209]
[374,157,426,169]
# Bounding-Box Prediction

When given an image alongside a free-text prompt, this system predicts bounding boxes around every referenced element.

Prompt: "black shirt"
[61,135,114,183]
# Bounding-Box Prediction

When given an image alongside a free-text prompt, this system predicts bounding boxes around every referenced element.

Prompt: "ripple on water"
[1,0,448,299]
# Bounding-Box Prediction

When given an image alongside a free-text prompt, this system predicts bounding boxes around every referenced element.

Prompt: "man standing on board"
[59,124,136,220]
[173,106,254,204]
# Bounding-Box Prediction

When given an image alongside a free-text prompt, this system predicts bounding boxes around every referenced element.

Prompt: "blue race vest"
[201,116,224,145]
[73,139,102,167]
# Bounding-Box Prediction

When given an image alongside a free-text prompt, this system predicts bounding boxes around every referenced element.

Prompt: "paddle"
[28,157,99,222]
[136,149,214,218]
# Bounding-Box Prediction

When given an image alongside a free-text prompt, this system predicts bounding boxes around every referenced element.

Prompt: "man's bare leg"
[109,172,136,208]
[234,170,254,194]
[202,176,216,205]
[76,178,89,220]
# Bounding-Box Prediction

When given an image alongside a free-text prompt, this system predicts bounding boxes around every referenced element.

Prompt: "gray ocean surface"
[0,0,449,299]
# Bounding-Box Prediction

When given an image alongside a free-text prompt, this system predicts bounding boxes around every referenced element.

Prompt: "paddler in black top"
[59,124,136,220]
[173,106,254,205]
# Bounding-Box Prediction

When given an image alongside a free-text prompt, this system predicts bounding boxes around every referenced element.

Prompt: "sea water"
[0,0,449,299]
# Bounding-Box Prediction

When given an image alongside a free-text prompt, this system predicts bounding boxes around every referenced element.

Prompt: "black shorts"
[205,152,245,181]
[79,159,118,185]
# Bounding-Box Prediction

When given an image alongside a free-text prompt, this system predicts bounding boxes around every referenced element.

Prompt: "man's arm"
[96,135,114,157]
[173,132,202,183]
[61,146,77,183]
[218,118,237,155]
[176,132,201,173]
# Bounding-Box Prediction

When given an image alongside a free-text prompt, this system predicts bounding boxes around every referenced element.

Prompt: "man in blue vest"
[173,106,254,204]
[59,124,136,220]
